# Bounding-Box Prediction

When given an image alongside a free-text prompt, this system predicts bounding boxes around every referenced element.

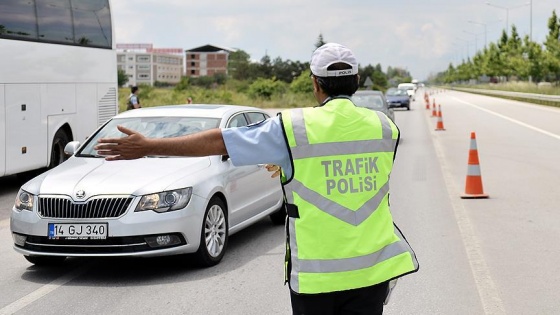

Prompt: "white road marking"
[452,97,560,140]
[425,110,506,315]
[0,263,92,315]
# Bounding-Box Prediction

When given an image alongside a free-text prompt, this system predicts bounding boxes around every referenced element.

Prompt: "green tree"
[248,77,286,99]
[471,50,485,79]
[228,49,252,81]
[272,57,292,82]
[117,68,129,87]
[455,58,474,81]
[371,64,388,91]
[190,75,218,89]
[544,10,560,82]
[496,29,512,78]
[505,25,529,80]
[386,66,412,86]
[174,76,189,91]
[359,65,375,86]
[290,70,313,94]
[486,42,504,78]
[315,33,327,49]
[524,35,546,82]
[444,63,457,83]
[258,54,273,79]
[272,58,308,83]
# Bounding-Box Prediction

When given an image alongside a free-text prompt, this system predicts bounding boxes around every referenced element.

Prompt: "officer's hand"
[95,125,150,161]
[265,164,281,178]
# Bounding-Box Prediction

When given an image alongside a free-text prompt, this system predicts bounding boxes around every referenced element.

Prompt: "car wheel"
[194,196,228,267]
[49,129,71,169]
[406,105,410,110]
[24,255,66,266]
[269,202,286,225]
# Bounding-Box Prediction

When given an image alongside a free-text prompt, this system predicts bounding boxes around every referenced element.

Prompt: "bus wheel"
[49,129,70,169]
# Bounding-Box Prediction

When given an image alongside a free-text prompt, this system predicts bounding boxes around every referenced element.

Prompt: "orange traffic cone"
[435,105,445,131]
[431,99,437,116]
[461,132,489,199]
[425,98,430,110]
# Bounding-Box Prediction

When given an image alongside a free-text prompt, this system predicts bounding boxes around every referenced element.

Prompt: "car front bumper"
[388,101,409,107]
[10,194,209,258]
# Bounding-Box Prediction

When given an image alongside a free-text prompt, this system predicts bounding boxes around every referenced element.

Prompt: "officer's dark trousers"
[290,281,389,315]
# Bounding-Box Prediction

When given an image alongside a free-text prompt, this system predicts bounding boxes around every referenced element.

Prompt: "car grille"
[38,196,134,219]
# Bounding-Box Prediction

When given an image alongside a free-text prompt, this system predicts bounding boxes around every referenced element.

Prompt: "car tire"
[49,129,71,169]
[194,196,228,267]
[269,202,286,225]
[24,255,66,266]
[406,105,410,110]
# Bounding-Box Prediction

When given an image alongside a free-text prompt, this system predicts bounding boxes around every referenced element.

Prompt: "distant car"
[385,88,411,110]
[351,90,395,122]
[11,104,285,267]
[397,83,416,101]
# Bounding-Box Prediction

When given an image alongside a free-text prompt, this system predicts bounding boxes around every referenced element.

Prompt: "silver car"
[351,90,395,122]
[11,104,284,267]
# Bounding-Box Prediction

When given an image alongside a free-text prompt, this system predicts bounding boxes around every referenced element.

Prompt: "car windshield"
[386,89,408,96]
[78,116,220,157]
[351,94,385,109]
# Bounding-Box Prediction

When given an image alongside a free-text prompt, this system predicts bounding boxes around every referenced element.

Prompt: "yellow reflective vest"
[280,97,419,294]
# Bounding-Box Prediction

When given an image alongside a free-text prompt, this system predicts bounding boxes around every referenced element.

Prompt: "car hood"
[22,156,212,199]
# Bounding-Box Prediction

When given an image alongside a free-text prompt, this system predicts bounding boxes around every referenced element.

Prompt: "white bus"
[0,0,118,178]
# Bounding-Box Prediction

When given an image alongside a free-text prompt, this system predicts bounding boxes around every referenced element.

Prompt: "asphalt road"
[0,90,559,314]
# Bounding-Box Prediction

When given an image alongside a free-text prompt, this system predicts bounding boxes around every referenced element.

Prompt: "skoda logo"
[75,190,86,199]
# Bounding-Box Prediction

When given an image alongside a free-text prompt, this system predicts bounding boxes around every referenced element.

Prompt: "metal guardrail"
[451,87,560,104]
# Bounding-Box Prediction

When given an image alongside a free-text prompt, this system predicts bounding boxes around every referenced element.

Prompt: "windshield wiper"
[77,153,104,158]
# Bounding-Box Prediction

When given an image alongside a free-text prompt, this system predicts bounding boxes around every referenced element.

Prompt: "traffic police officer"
[95,43,419,315]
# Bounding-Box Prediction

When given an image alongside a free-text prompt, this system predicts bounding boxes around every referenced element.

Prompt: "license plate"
[48,223,108,240]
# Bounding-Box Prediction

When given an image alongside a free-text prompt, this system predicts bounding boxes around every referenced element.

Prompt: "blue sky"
[112,0,560,81]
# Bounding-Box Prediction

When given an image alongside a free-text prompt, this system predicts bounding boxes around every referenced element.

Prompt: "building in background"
[185,44,235,78]
[117,43,184,86]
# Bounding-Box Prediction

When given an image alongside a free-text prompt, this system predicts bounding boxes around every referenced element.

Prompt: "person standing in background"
[126,86,141,110]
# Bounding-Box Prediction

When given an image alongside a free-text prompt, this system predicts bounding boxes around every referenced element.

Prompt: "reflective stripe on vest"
[285,178,389,226]
[282,100,418,294]
[298,226,417,273]
[291,107,395,144]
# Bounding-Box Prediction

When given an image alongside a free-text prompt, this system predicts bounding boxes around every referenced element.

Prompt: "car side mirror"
[64,141,81,156]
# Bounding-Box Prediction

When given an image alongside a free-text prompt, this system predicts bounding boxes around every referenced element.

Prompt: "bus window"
[0,0,112,48]
[36,0,74,44]
[0,1,38,39]
[72,0,112,48]
[0,0,117,178]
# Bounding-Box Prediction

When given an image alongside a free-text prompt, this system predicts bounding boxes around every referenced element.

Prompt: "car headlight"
[135,187,192,213]
[14,189,34,211]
